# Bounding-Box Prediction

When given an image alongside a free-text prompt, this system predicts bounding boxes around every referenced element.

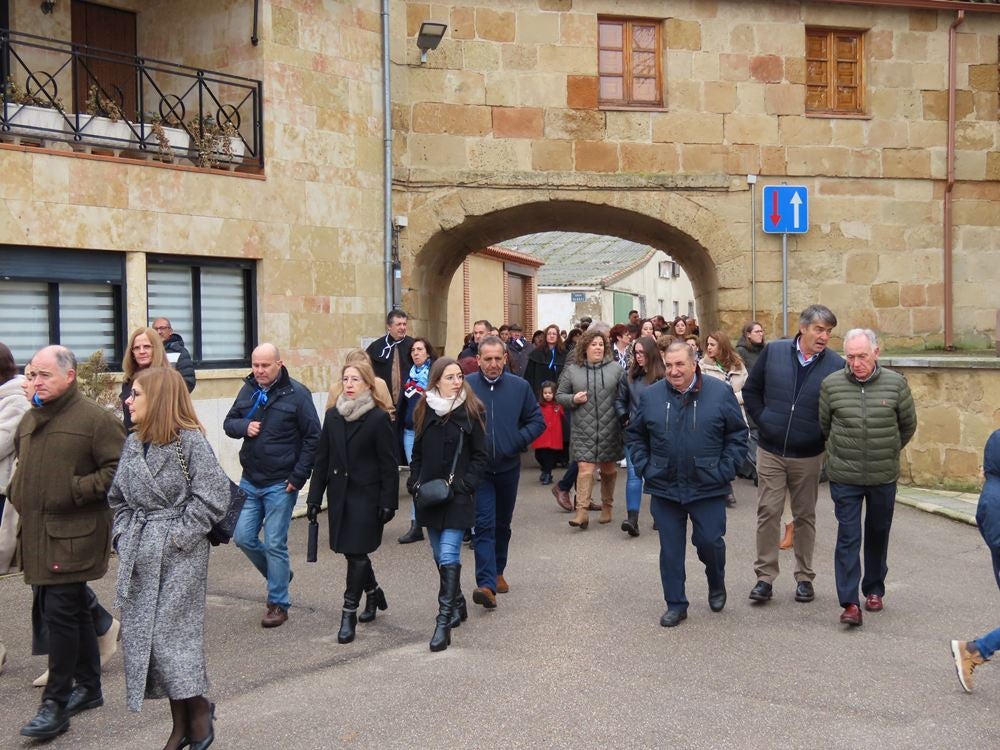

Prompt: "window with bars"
[147,256,255,367]
[806,28,866,116]
[0,248,124,366]
[598,17,662,108]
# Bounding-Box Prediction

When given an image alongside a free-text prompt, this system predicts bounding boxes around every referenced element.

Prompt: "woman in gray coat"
[109,367,230,750]
[557,328,624,530]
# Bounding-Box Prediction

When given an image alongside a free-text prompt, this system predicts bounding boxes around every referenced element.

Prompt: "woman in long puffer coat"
[557,329,624,530]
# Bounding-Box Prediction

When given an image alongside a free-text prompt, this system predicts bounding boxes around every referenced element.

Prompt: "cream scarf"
[336,390,376,422]
[423,388,466,417]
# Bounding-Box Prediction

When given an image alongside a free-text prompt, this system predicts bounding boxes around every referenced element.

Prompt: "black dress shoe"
[660,609,687,627]
[20,699,70,738]
[708,587,727,612]
[189,726,214,750]
[66,685,104,716]
[748,580,773,602]
[794,580,815,602]
[398,522,424,544]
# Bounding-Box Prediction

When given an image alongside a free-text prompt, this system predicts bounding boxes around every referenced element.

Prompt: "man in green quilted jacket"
[819,328,917,628]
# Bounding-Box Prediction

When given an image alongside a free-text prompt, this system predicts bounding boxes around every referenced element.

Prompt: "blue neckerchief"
[548,347,556,370]
[409,361,430,390]
[246,388,268,419]
[32,394,44,407]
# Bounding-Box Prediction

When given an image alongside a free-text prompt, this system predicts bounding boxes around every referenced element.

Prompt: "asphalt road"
[1,470,997,749]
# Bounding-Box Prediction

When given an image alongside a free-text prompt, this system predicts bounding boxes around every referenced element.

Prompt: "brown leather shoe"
[779,522,794,550]
[472,587,497,609]
[496,575,509,594]
[839,604,862,626]
[551,485,573,512]
[587,502,603,511]
[864,594,884,612]
[262,603,288,628]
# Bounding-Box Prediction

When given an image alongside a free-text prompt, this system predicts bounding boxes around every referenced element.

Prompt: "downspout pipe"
[944,10,964,350]
[382,0,394,314]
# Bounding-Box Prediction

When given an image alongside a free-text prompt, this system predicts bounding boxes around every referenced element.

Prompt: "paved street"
[1,470,996,749]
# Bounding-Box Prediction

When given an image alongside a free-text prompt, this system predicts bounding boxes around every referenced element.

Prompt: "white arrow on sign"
[790,191,802,229]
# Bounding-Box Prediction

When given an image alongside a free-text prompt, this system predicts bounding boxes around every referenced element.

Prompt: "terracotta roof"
[498,232,661,288]
[477,245,545,267]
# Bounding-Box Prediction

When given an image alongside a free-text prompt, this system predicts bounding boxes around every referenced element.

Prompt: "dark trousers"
[557,461,578,491]
[831,481,897,607]
[32,585,113,655]
[473,466,521,592]
[650,495,727,612]
[38,582,101,706]
[535,449,559,475]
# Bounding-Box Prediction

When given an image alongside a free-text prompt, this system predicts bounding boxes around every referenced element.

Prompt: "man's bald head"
[251,343,283,388]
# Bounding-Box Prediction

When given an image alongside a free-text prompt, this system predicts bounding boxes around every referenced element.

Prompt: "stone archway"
[398,188,749,346]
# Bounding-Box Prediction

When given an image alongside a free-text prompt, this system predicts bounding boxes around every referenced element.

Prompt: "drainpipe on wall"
[943,10,964,350]
[381,0,394,314]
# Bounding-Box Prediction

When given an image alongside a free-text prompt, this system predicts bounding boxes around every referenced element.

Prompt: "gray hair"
[586,320,612,335]
[799,304,837,328]
[478,335,506,354]
[843,328,878,349]
[665,340,696,364]
[34,345,77,373]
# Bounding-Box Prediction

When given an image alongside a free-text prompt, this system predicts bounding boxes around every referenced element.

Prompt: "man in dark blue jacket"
[466,336,545,608]
[626,341,748,627]
[224,343,321,628]
[742,304,844,606]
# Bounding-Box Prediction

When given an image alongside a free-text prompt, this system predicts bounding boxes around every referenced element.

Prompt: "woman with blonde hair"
[557,328,625,529]
[109,367,232,750]
[325,349,396,420]
[120,327,170,430]
[407,357,488,651]
[306,360,398,644]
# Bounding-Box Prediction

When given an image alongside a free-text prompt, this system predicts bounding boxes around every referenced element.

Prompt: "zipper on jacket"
[693,399,698,431]
[860,385,867,483]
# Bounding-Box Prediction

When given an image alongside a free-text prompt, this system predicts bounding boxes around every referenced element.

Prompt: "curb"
[896,490,976,527]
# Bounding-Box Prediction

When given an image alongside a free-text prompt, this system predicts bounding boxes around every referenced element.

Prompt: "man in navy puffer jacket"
[466,337,544,609]
[742,304,844,606]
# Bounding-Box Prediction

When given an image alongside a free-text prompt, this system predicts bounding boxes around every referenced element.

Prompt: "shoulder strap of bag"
[173,439,193,496]
[447,430,464,484]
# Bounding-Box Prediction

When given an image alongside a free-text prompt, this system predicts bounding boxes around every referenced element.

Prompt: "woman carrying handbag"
[109,367,231,750]
[407,358,487,652]
[306,361,398,645]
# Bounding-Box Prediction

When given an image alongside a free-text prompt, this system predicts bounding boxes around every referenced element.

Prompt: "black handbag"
[414,430,463,511]
[174,440,248,546]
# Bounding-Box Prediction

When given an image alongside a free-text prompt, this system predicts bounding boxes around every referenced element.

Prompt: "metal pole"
[381,0,394,314]
[750,181,757,319]
[781,232,789,337]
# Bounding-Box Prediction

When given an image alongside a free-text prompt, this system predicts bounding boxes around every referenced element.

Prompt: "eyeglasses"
[152,325,170,332]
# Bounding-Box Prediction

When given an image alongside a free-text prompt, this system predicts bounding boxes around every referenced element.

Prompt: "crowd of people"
[1,302,999,745]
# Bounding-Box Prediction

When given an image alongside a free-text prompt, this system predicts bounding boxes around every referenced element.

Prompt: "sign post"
[762,186,810,337]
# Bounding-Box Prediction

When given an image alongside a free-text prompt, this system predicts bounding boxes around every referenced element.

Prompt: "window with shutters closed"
[598,17,663,108]
[806,28,866,116]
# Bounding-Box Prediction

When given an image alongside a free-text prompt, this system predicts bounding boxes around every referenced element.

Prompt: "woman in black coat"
[523,324,567,399]
[306,360,399,644]
[407,357,487,652]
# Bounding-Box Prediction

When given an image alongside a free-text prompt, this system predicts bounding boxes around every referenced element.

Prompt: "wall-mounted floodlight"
[416,22,448,64]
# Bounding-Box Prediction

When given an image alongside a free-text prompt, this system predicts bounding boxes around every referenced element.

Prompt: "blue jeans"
[650,494,727,612]
[403,428,416,521]
[973,548,1000,658]
[830,481,896,607]
[473,466,521,592]
[234,479,298,609]
[427,528,464,566]
[624,446,643,513]
[557,461,578,492]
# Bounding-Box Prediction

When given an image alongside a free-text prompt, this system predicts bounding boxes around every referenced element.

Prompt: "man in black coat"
[742,304,844,606]
[626,341,747,628]
[224,343,320,629]
[152,317,196,392]
[365,310,413,408]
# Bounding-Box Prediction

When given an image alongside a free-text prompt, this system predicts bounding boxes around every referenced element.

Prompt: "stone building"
[1,0,998,484]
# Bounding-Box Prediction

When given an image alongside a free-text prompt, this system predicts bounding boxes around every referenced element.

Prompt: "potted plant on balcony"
[1,76,66,146]
[70,85,136,155]
[139,113,191,163]
[188,114,245,169]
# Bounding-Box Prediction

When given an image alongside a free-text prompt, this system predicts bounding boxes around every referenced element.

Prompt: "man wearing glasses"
[365,310,413,461]
[151,318,196,392]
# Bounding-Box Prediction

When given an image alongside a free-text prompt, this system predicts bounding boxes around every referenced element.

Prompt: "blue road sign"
[762,185,809,234]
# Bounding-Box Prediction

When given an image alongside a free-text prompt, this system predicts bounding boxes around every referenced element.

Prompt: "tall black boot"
[621,510,640,537]
[398,521,424,544]
[430,564,460,652]
[338,557,367,644]
[450,566,467,629]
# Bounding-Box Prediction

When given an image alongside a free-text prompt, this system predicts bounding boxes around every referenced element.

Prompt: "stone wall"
[392,0,1000,350]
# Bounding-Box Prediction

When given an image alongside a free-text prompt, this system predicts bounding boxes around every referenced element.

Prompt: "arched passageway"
[399,191,748,346]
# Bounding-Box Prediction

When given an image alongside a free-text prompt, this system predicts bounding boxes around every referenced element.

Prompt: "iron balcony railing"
[0,27,264,169]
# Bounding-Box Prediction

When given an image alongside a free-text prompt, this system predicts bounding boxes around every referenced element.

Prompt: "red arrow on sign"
[769,190,781,227]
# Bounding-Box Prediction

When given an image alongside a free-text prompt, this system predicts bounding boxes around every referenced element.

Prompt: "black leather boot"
[358,586,388,623]
[398,521,424,544]
[430,564,460,652]
[338,557,367,643]
[621,510,640,537]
